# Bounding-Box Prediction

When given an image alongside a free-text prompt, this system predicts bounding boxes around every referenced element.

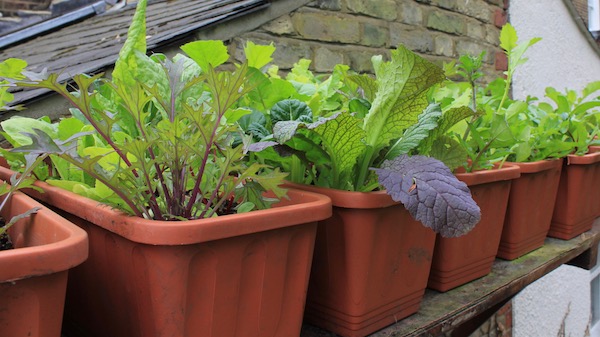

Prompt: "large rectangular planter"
[0,192,88,337]
[427,164,520,292]
[0,166,331,337]
[548,151,600,240]
[285,183,436,337]
[497,159,563,260]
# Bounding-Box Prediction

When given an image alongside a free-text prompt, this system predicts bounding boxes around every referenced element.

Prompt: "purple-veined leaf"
[372,155,480,238]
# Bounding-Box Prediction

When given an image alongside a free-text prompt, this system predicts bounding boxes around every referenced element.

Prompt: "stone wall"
[229,0,509,80]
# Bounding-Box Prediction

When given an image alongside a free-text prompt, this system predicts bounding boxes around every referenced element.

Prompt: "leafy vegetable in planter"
[0,0,286,220]
[432,23,584,169]
[535,81,600,154]
[244,45,481,237]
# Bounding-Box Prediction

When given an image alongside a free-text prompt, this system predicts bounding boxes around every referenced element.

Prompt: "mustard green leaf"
[363,45,445,151]
[313,111,366,186]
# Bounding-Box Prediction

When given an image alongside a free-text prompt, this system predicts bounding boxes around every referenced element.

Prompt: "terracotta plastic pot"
[285,182,436,337]
[549,151,600,239]
[0,192,88,337]
[497,159,563,260]
[0,166,331,337]
[427,164,520,292]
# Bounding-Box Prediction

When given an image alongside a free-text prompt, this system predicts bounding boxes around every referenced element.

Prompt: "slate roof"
[1,0,268,106]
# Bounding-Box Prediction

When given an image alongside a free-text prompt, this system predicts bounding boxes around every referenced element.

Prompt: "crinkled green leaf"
[348,74,377,102]
[313,112,366,184]
[363,45,445,151]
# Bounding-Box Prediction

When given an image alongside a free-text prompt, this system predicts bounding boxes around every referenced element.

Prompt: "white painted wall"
[509,0,600,101]
[513,265,591,337]
[509,1,598,335]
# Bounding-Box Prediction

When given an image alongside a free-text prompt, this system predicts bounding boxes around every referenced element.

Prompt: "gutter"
[0,1,106,50]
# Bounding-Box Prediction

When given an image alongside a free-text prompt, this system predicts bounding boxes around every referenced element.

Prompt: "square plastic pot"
[284,183,436,337]
[0,166,331,337]
[427,164,520,292]
[548,151,600,239]
[497,159,563,260]
[0,192,88,337]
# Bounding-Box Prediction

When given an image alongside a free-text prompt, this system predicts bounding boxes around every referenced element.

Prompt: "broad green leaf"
[225,108,252,123]
[181,40,229,72]
[0,58,27,79]
[244,41,275,69]
[271,99,313,124]
[499,23,518,53]
[57,117,85,141]
[1,117,57,146]
[363,45,445,151]
[582,80,600,99]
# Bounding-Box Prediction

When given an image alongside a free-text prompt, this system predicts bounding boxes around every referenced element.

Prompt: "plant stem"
[355,145,375,191]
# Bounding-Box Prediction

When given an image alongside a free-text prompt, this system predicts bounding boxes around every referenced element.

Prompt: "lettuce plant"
[0,0,287,220]
[243,46,481,238]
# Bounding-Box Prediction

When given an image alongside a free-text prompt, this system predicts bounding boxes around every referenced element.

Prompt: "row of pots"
[1,149,599,337]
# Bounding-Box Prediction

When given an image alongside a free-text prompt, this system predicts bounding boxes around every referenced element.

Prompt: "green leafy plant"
[243,46,481,238]
[0,0,287,221]
[0,153,45,250]
[431,23,583,170]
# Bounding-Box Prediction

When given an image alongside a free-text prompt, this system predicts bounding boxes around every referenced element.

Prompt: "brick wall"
[572,0,589,26]
[230,0,509,80]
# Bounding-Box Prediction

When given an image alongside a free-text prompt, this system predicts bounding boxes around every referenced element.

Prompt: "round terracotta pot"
[549,151,600,239]
[427,164,521,292]
[285,182,436,337]
[497,159,563,260]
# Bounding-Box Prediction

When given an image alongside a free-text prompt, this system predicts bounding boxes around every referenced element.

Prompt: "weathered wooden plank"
[300,217,600,337]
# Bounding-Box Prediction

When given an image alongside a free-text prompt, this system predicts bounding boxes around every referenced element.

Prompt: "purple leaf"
[372,155,480,238]
[247,141,278,152]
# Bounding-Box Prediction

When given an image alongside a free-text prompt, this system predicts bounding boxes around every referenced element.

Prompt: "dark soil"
[0,231,12,250]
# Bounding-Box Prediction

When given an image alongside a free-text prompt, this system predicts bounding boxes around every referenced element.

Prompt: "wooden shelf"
[301,218,600,337]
